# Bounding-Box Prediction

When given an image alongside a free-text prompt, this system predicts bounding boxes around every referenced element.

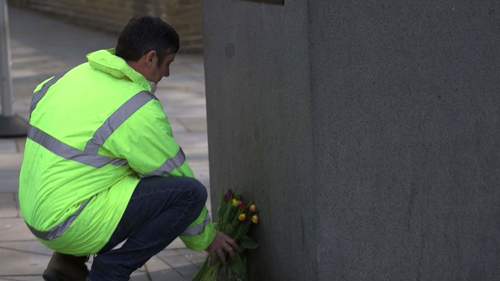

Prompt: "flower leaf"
[239,235,259,250]
[229,254,247,277]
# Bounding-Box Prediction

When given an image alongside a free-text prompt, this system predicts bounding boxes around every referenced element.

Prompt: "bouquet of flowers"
[193,190,259,281]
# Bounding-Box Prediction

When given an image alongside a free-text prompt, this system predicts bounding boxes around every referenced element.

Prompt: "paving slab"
[0,171,20,193]
[157,91,203,103]
[0,240,51,257]
[186,253,207,265]
[145,255,188,281]
[185,150,210,162]
[0,242,49,275]
[130,271,150,281]
[169,119,188,133]
[0,141,17,154]
[0,193,18,218]
[145,255,172,272]
[173,132,208,147]
[0,276,43,281]
[163,106,207,119]
[10,45,38,56]
[149,270,186,281]
[0,154,22,170]
[176,263,200,280]
[156,252,192,269]
[146,251,205,280]
[177,118,207,133]
[0,219,34,241]
[166,237,186,250]
[15,139,26,154]
[178,249,207,265]
[163,97,206,107]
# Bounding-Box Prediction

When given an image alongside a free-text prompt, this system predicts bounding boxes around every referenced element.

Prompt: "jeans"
[88,176,208,281]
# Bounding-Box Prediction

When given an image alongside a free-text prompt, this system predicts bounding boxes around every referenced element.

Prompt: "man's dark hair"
[115,16,180,64]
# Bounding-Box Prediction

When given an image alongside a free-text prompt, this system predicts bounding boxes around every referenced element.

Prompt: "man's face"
[150,52,176,83]
[142,50,176,83]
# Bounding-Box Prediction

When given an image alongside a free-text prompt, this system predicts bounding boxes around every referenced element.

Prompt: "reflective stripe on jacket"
[19,49,216,255]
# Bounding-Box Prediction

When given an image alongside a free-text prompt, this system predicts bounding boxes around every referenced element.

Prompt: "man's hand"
[207,232,239,264]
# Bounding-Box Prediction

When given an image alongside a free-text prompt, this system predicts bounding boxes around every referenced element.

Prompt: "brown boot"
[42,252,89,281]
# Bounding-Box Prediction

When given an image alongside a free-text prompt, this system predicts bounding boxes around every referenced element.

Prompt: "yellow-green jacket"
[19,49,216,256]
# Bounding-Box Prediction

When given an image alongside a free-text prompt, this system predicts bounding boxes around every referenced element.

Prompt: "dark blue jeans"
[88,176,208,281]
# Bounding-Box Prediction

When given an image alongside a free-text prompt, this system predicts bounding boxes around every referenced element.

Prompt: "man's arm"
[101,98,192,177]
[101,98,217,250]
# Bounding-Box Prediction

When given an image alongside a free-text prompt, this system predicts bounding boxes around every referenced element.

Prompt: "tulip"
[249,204,257,213]
[239,203,247,210]
[231,198,241,207]
[251,214,259,224]
[239,213,247,221]
[224,190,234,202]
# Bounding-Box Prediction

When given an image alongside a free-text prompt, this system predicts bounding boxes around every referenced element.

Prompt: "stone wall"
[204,1,500,280]
[7,0,202,52]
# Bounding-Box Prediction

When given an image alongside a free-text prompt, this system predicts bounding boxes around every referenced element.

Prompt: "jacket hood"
[87,49,151,91]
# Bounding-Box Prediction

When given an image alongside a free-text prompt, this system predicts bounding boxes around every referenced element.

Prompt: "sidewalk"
[0,7,209,280]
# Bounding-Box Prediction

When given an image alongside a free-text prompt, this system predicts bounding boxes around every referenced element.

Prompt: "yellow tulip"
[239,213,247,221]
[232,198,240,207]
[251,214,259,224]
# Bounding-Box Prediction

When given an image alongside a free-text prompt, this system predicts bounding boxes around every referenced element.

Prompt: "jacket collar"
[87,49,151,91]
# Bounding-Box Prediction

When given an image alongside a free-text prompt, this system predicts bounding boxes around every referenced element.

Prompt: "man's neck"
[127,60,150,81]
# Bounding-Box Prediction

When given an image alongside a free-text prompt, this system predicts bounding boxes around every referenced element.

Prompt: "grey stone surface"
[0,193,18,218]
[176,117,207,133]
[130,271,151,281]
[0,154,22,169]
[149,270,186,281]
[0,171,20,193]
[175,264,200,280]
[204,1,500,281]
[148,251,205,280]
[204,1,315,281]
[0,140,17,154]
[0,240,51,256]
[0,219,34,241]
[0,277,43,281]
[156,252,193,268]
[0,241,49,275]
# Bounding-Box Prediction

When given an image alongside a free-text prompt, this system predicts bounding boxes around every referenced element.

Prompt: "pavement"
[0,7,210,281]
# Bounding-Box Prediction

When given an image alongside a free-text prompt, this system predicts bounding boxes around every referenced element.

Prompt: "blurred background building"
[8,0,203,52]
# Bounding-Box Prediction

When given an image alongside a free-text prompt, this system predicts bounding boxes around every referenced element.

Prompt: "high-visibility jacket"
[19,49,216,256]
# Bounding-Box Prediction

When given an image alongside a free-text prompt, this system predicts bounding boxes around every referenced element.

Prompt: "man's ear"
[144,50,158,67]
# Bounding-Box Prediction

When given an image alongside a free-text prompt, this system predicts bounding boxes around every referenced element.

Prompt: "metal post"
[0,0,13,116]
[0,0,27,137]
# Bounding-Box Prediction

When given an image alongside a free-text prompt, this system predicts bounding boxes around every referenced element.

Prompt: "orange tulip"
[249,204,257,213]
